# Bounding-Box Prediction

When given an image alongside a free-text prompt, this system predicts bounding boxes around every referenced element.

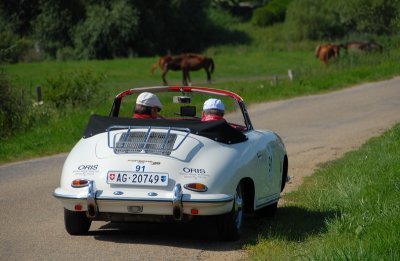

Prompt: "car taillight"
[71,179,89,188]
[184,183,208,192]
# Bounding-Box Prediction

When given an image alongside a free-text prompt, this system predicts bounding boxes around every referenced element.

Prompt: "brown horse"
[180,54,215,86]
[151,54,215,86]
[344,41,383,53]
[315,43,344,67]
[150,54,184,85]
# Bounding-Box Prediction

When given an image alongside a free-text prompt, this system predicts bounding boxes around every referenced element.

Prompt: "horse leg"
[187,71,192,86]
[182,69,188,86]
[205,68,211,84]
[162,69,168,86]
[323,56,329,67]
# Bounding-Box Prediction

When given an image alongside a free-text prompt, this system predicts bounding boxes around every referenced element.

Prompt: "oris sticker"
[73,164,99,175]
[78,165,98,171]
[181,167,208,179]
[182,167,205,174]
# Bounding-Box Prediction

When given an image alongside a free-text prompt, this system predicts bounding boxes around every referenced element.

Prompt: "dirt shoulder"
[247,76,400,194]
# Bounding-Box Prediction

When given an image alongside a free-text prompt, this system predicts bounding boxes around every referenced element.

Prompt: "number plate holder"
[107,171,168,187]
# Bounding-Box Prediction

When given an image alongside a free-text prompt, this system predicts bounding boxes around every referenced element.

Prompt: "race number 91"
[133,163,148,172]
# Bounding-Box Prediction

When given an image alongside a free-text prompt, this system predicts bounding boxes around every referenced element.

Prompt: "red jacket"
[133,113,155,119]
[201,114,224,122]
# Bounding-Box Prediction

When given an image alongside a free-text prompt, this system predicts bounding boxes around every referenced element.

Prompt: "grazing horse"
[315,43,344,67]
[151,54,215,86]
[344,41,383,53]
[150,54,184,85]
[179,54,215,86]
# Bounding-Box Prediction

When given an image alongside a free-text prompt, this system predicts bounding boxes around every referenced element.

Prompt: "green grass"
[245,123,400,260]
[1,47,400,164]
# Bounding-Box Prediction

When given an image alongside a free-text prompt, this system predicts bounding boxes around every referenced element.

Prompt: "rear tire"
[217,183,244,241]
[64,208,92,235]
[281,156,288,192]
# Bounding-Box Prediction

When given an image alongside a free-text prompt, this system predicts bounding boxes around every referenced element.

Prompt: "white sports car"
[53,86,288,240]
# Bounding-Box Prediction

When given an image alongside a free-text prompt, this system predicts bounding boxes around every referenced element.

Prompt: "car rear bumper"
[53,181,234,220]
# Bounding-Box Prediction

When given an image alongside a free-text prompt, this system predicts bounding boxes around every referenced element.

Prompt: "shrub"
[0,69,56,137]
[252,0,293,27]
[0,30,38,63]
[252,6,275,27]
[56,47,77,61]
[43,69,106,108]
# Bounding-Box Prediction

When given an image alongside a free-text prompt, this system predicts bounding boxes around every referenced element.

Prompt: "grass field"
[1,46,400,164]
[245,123,400,260]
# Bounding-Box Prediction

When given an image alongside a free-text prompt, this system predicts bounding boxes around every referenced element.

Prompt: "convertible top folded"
[83,114,247,144]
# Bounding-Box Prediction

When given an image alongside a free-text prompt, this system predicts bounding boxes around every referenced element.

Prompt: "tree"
[33,0,84,58]
[252,0,293,27]
[285,0,345,40]
[73,0,139,59]
[341,0,400,35]
[0,0,40,36]
[131,0,211,55]
[284,0,400,41]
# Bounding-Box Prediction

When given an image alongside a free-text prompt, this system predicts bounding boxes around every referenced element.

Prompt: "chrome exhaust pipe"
[87,180,98,218]
[172,183,183,220]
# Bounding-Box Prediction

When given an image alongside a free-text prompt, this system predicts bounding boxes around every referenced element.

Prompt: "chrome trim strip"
[54,193,234,204]
[98,197,172,202]
[184,198,233,203]
[53,192,87,200]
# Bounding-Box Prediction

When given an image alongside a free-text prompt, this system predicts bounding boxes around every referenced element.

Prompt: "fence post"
[288,69,294,81]
[271,75,278,86]
[36,85,43,105]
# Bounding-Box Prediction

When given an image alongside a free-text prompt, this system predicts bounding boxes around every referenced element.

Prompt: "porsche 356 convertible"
[53,86,288,240]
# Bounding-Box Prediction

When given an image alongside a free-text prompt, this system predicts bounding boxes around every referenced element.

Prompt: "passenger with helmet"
[201,98,225,122]
[133,92,164,119]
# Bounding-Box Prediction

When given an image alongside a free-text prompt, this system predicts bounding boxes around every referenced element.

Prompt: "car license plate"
[107,171,168,186]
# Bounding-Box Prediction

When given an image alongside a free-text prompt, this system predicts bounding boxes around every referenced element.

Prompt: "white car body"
[54,86,288,240]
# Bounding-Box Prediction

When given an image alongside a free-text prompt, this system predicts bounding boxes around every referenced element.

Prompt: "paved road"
[1,77,399,261]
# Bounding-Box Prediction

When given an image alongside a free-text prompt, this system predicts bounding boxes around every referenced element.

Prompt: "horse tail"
[315,45,321,58]
[209,58,215,74]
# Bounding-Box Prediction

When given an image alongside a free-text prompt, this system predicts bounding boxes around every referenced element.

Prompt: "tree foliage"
[1,0,244,60]
[285,0,400,40]
[33,0,84,58]
[73,0,139,59]
[251,0,292,27]
[343,0,400,35]
[0,0,40,36]
[1,0,399,60]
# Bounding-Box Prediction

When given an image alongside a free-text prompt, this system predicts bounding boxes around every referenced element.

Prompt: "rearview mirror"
[173,96,192,104]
